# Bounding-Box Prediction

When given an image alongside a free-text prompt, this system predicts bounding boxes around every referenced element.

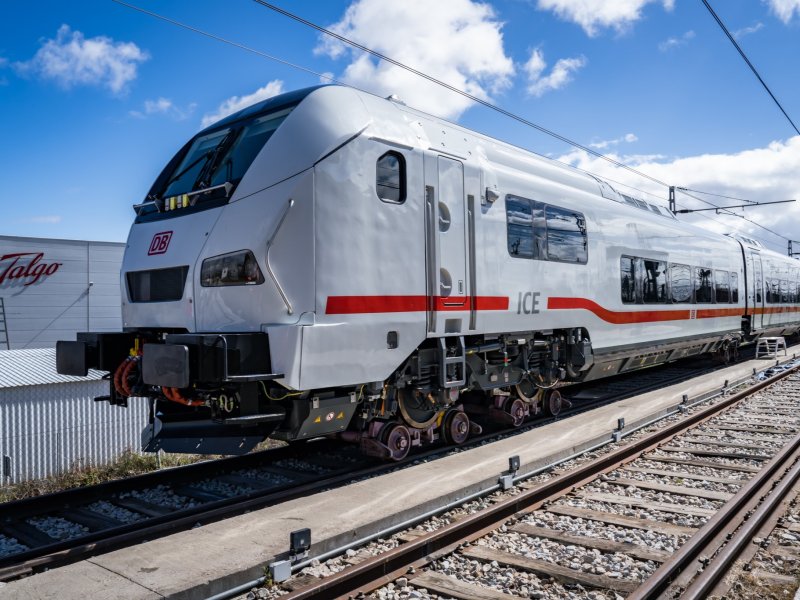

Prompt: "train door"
[752,252,765,330]
[423,154,468,335]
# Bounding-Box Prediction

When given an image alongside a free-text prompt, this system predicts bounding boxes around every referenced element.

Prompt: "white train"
[57,85,800,458]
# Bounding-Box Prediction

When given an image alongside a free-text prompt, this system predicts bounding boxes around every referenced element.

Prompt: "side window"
[731,272,739,303]
[506,196,534,258]
[621,256,636,303]
[714,270,730,303]
[642,260,668,303]
[768,279,779,303]
[545,205,588,263]
[670,264,692,303]
[781,279,789,303]
[376,151,405,203]
[695,267,714,303]
[790,281,797,304]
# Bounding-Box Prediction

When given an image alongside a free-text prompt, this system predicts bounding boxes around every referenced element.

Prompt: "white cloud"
[201,80,284,128]
[556,136,800,251]
[590,133,639,150]
[14,25,148,94]
[734,22,765,38]
[524,49,586,97]
[537,0,674,37]
[658,30,695,52]
[129,97,196,120]
[764,0,800,23]
[316,0,514,120]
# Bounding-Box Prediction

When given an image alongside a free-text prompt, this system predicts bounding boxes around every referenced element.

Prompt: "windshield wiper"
[193,129,239,191]
[162,150,213,194]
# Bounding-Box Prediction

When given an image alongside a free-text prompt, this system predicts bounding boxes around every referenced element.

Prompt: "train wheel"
[503,397,527,427]
[397,388,442,429]
[442,410,470,445]
[544,389,563,417]
[382,423,411,461]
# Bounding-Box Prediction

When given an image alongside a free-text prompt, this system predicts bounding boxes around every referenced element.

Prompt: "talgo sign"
[0,252,63,286]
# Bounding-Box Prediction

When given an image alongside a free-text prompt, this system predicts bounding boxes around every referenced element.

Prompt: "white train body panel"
[118,85,800,391]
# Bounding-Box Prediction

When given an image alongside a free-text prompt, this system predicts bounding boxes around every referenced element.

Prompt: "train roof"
[220,84,788,263]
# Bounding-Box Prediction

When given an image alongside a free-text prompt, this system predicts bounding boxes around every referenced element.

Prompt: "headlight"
[200,250,264,287]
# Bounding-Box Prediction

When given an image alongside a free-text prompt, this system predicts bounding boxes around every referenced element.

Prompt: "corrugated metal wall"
[0,236,124,349]
[0,381,149,485]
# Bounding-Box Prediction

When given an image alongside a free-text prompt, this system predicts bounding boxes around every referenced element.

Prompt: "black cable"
[114,0,788,241]
[679,189,791,243]
[250,0,672,189]
[700,0,800,136]
[678,187,758,204]
[111,0,344,85]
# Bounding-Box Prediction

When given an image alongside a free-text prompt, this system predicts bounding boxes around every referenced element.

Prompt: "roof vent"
[386,94,406,105]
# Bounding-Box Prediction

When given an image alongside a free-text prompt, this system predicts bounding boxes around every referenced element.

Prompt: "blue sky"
[1,0,799,252]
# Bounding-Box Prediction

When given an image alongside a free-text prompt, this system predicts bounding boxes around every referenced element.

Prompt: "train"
[56,84,800,459]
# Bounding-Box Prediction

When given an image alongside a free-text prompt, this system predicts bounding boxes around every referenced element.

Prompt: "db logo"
[148,231,173,255]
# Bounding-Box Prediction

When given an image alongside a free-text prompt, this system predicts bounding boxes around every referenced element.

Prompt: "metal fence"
[0,349,148,486]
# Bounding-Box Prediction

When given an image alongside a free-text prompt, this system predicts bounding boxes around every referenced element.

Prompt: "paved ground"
[1,356,782,600]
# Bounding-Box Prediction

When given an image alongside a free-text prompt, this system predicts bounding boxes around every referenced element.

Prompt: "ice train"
[57,84,800,458]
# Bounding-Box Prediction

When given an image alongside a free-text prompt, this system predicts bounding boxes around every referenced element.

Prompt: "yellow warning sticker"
[336,411,345,420]
[314,416,321,423]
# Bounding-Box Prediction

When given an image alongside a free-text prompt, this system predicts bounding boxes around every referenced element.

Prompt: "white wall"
[0,236,124,349]
[0,381,149,485]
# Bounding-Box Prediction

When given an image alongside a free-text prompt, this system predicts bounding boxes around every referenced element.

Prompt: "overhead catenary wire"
[113,0,790,247]
[700,0,800,136]
[678,188,792,250]
[111,0,344,86]
[250,0,672,189]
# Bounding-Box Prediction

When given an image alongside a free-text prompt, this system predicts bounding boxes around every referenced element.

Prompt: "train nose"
[121,209,224,331]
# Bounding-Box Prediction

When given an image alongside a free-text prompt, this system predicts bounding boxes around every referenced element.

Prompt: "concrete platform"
[2,353,793,600]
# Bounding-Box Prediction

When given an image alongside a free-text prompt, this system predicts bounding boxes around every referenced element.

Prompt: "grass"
[0,437,288,504]
[0,450,202,503]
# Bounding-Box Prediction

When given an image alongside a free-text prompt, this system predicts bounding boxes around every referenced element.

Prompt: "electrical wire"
[700,0,800,136]
[678,187,759,204]
[250,0,672,189]
[678,189,791,251]
[112,0,792,253]
[111,0,344,86]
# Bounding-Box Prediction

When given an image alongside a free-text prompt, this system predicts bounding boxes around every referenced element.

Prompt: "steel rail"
[630,430,800,599]
[0,352,787,583]
[277,362,800,599]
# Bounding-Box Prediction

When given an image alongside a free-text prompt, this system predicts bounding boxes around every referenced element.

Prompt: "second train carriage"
[56,85,800,458]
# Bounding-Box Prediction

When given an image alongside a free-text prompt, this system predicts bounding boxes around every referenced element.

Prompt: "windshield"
[160,105,295,199]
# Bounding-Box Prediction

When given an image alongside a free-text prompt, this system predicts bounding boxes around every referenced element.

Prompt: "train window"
[790,282,797,304]
[544,205,588,263]
[642,260,668,303]
[670,264,692,303]
[506,196,534,258]
[376,151,406,203]
[731,272,739,303]
[781,280,789,303]
[714,270,730,303]
[695,267,714,303]
[768,279,779,303]
[621,256,636,303]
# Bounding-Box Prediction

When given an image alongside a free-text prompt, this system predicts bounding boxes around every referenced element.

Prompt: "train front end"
[56,85,370,454]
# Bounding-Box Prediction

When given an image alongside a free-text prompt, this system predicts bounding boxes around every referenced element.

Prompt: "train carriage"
[57,84,800,458]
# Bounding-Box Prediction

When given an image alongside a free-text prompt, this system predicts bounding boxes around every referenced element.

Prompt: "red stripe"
[548,297,690,324]
[546,297,780,324]
[325,295,509,315]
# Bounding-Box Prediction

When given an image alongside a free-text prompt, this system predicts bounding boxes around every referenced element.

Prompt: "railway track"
[253,360,800,600]
[0,349,789,585]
